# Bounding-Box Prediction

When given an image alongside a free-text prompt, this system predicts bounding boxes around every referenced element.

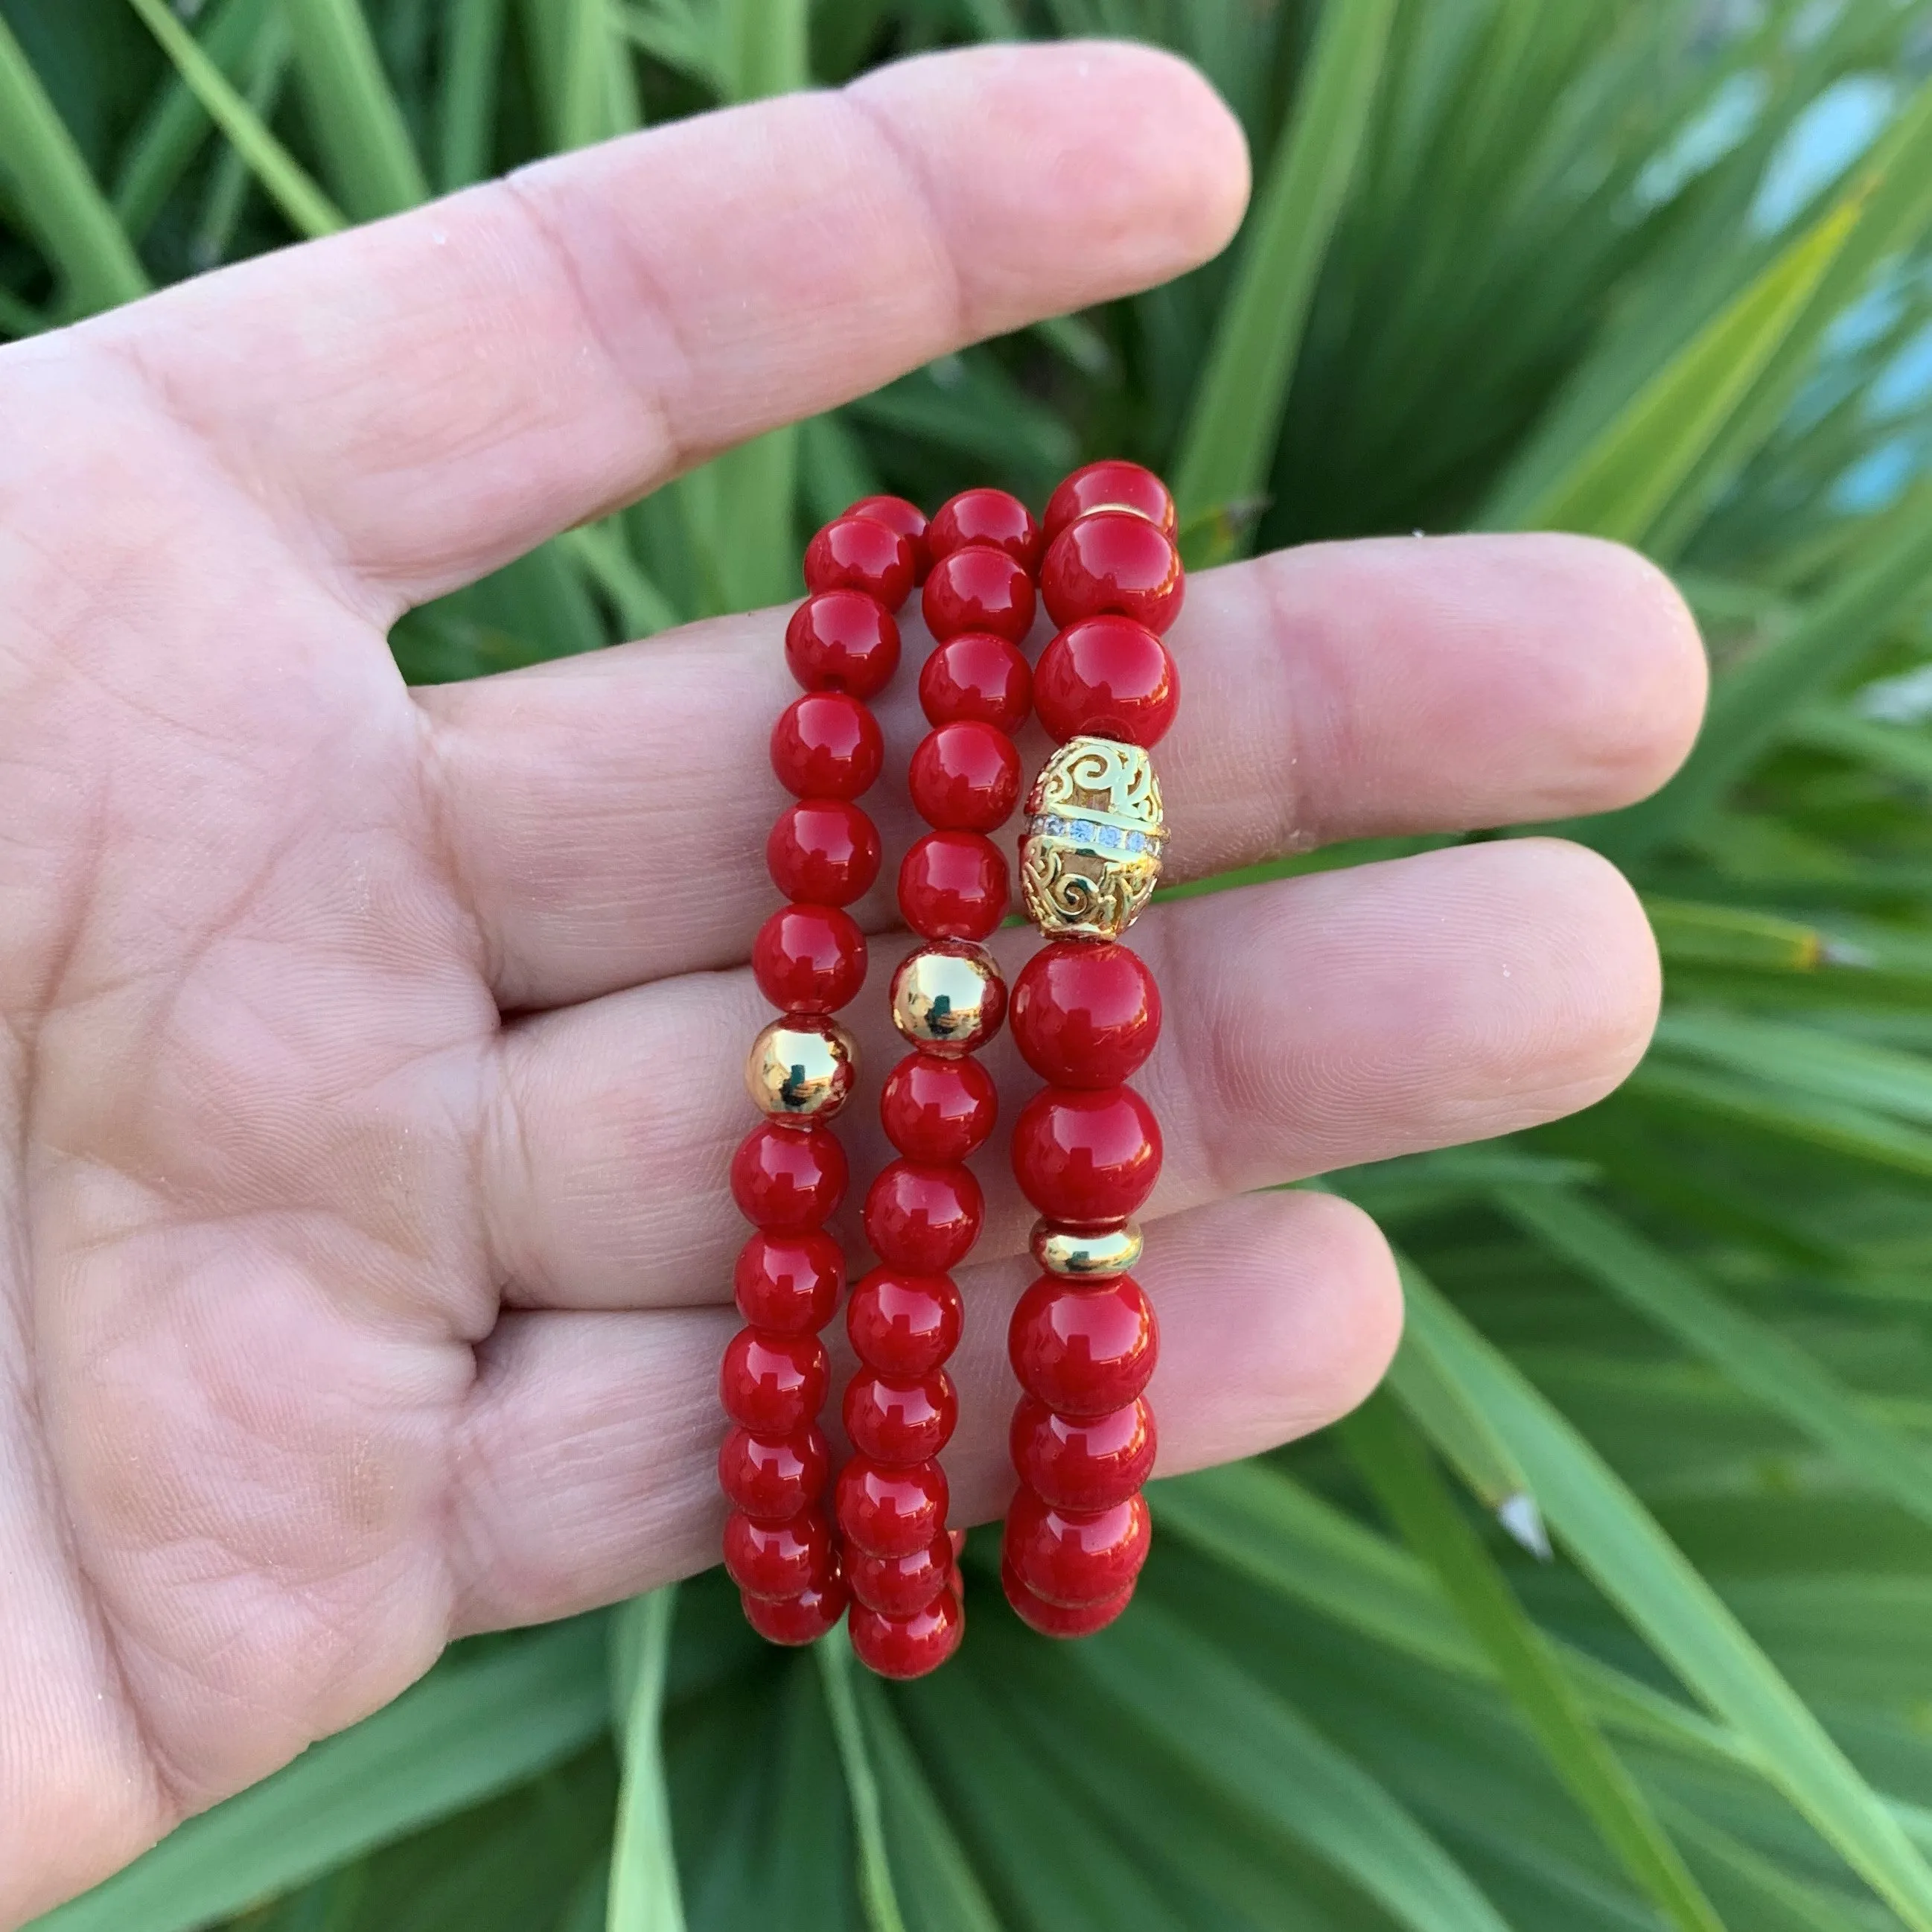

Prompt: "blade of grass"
[437,0,508,188]
[559,522,680,637]
[559,0,628,150]
[815,1622,910,1932]
[721,0,808,103]
[281,0,429,220]
[189,17,292,267]
[607,1589,685,1932]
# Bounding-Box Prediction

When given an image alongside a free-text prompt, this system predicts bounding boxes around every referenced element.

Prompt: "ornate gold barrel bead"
[1018,736,1167,943]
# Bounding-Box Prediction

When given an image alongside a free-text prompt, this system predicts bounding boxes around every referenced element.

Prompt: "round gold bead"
[746,1018,858,1123]
[1030,1219,1144,1279]
[889,942,1007,1058]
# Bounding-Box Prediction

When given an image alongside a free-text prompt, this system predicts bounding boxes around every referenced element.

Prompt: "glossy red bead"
[765,800,881,906]
[1033,616,1179,747]
[927,488,1044,573]
[899,831,1008,942]
[752,903,867,1013]
[733,1230,844,1333]
[771,692,883,800]
[922,543,1036,644]
[803,515,916,609]
[1001,1559,1135,1638]
[1043,460,1177,542]
[1003,1488,1151,1607]
[847,1530,954,1618]
[844,1368,957,1463]
[742,1572,849,1645]
[1010,1396,1156,1512]
[718,1423,830,1523]
[849,1588,963,1680]
[835,1453,949,1558]
[847,1268,963,1376]
[730,1121,847,1233]
[1010,1085,1162,1225]
[1009,1274,1158,1415]
[784,590,901,700]
[718,1327,830,1435]
[844,493,930,580]
[724,1507,835,1601]
[908,721,1022,832]
[917,631,1033,732]
[1040,511,1184,634]
[1010,943,1161,1088]
[880,1051,997,1162]
[864,1159,984,1273]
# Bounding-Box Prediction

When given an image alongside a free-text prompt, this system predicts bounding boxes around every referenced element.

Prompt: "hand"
[0,39,1703,1922]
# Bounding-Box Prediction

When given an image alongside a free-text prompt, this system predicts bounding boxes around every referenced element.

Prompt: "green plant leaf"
[816,1622,909,1932]
[608,1589,685,1932]
[281,0,429,220]
[436,0,508,188]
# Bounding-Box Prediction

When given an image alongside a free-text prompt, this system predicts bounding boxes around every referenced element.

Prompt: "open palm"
[0,41,1704,1925]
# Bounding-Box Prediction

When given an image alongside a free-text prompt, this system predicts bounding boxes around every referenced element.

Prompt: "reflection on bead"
[752,904,867,1015]
[1040,511,1184,634]
[927,488,1044,572]
[908,721,1022,831]
[1012,943,1161,1088]
[1030,1217,1144,1278]
[745,1016,858,1122]
[922,544,1036,643]
[785,590,901,699]
[881,1051,998,1162]
[844,1368,957,1462]
[899,832,1009,941]
[803,516,916,609]
[765,799,881,906]
[729,1121,847,1232]
[844,494,931,580]
[919,631,1032,732]
[1043,460,1177,542]
[890,942,1007,1057]
[1033,615,1179,747]
[770,692,883,800]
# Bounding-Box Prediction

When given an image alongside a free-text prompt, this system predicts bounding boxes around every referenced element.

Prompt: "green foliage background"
[9,1,1932,1928]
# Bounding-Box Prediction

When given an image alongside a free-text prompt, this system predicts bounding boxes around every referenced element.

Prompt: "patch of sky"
[1829,433,1922,513]
[1631,68,1769,210]
[1749,74,1897,233]
[1867,319,1932,419]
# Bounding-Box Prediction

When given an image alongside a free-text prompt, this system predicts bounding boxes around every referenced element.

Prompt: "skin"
[0,40,1706,1925]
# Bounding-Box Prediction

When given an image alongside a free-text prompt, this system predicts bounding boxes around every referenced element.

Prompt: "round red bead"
[1010,1085,1161,1225]
[718,1423,830,1523]
[1009,1274,1158,1416]
[835,1453,949,1559]
[771,692,883,800]
[864,1159,984,1272]
[843,494,930,580]
[1010,943,1161,1088]
[899,831,1008,941]
[724,1507,835,1601]
[1043,460,1177,541]
[765,800,881,906]
[918,631,1033,732]
[847,1530,954,1619]
[927,488,1044,573]
[730,1121,847,1233]
[881,1051,997,1162]
[784,590,901,700]
[1040,511,1184,634]
[922,544,1036,644]
[1010,1396,1155,1512]
[847,1268,963,1376]
[752,903,866,1013]
[733,1230,844,1333]
[1001,1560,1135,1638]
[742,1572,849,1644]
[844,1368,957,1463]
[1003,1488,1151,1607]
[908,721,1022,832]
[719,1327,829,1435]
[1033,616,1179,747]
[803,515,916,609]
[849,1588,963,1680]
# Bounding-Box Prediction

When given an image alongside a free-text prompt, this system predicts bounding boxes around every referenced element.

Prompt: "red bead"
[927,488,1044,573]
[908,722,1022,832]
[1003,1488,1151,1607]
[719,1327,829,1435]
[835,1453,949,1559]
[1010,1396,1155,1511]
[847,1530,954,1618]
[844,494,930,581]
[847,1268,963,1376]
[771,692,883,800]
[918,631,1033,732]
[881,1052,997,1162]
[898,831,1008,941]
[742,1572,849,1645]
[1009,1275,1158,1415]
[718,1423,830,1522]
[784,590,901,701]
[922,544,1036,644]
[733,1231,844,1332]
[1010,943,1161,1088]
[1033,616,1179,747]
[765,800,881,906]
[1043,460,1177,541]
[849,1588,963,1680]
[724,1507,835,1601]
[803,516,916,609]
[1010,1085,1161,1225]
[1041,512,1184,633]
[1001,1559,1135,1638]
[864,1159,984,1273]
[753,903,867,1013]
[844,1369,957,1463]
[730,1121,847,1232]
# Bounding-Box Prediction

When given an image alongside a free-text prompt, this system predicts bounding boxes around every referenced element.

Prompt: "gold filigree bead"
[1031,1219,1144,1279]
[890,942,1007,1057]
[1019,734,1167,942]
[746,1017,858,1123]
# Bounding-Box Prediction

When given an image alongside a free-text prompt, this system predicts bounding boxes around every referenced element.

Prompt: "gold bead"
[746,1018,858,1122]
[1020,736,1167,942]
[890,942,1007,1057]
[1031,1219,1144,1279]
